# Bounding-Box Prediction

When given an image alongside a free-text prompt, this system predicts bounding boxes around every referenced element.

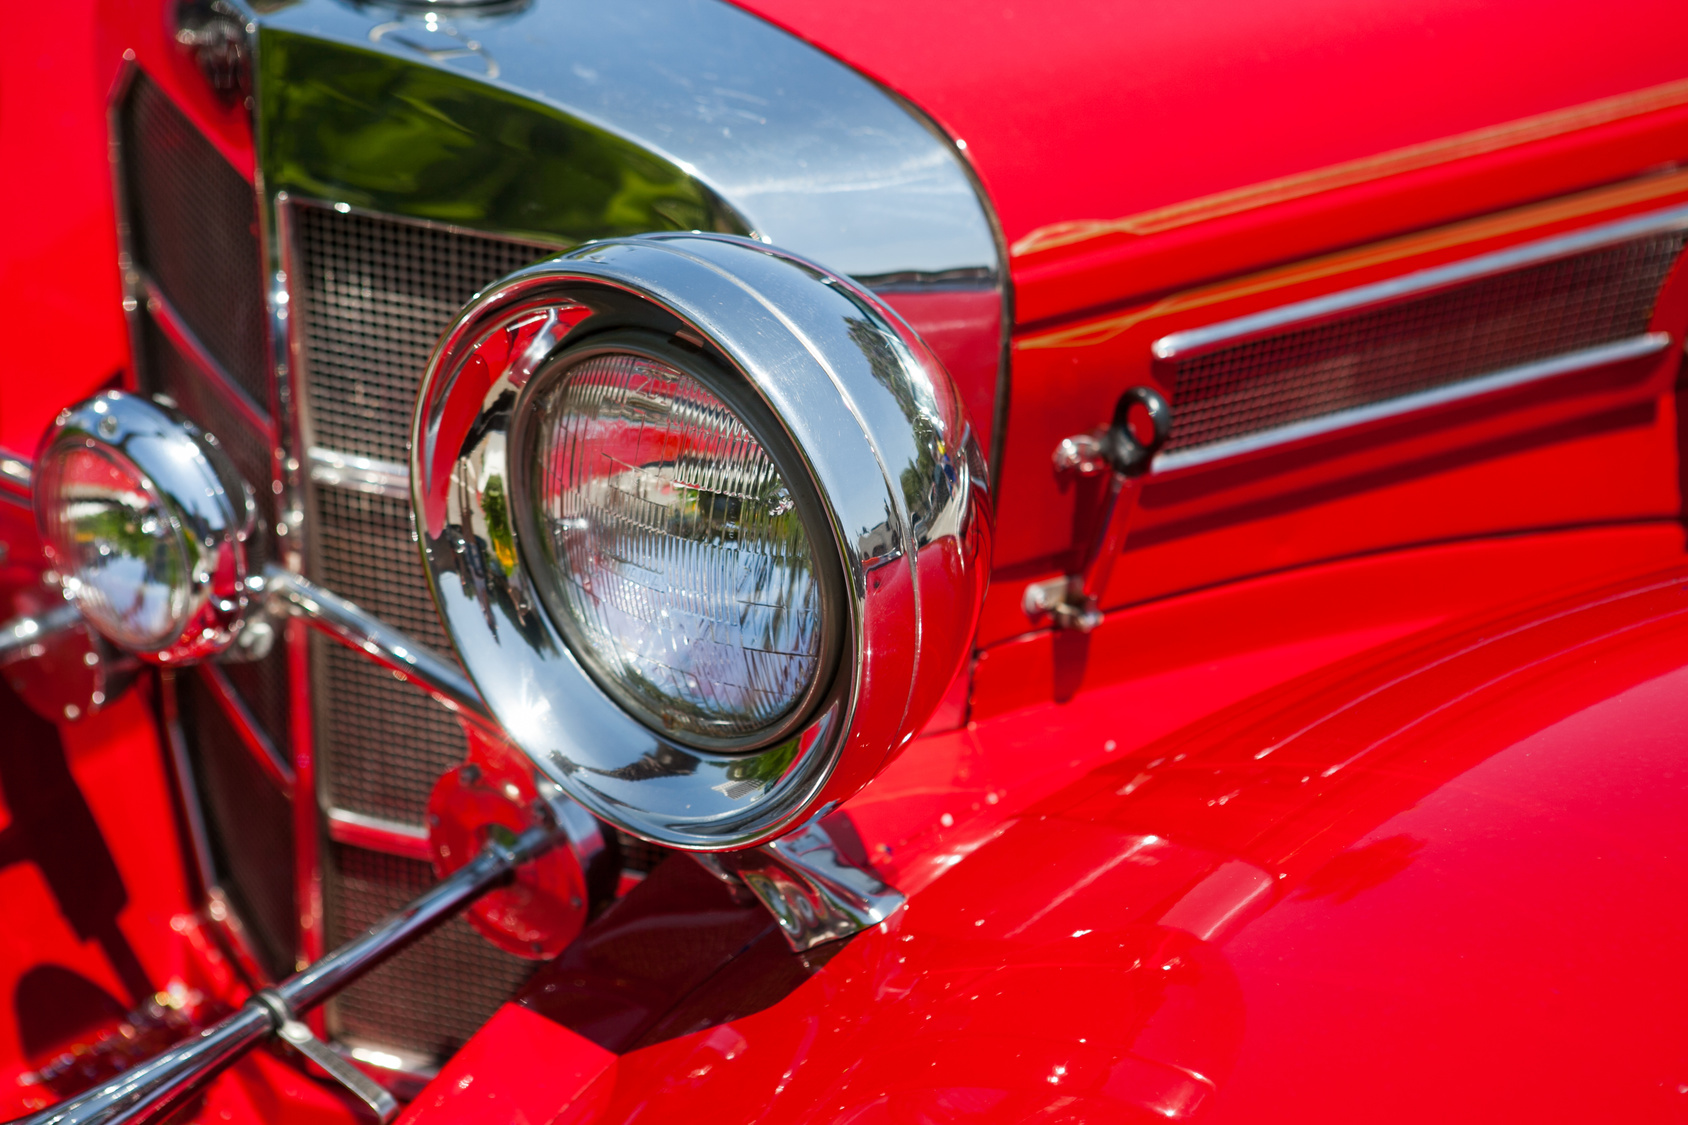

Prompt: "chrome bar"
[0,604,83,665]
[0,447,31,491]
[306,448,410,499]
[10,824,557,1125]
[259,566,497,734]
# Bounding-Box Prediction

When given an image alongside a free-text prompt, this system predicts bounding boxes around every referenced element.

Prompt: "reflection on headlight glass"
[527,351,824,745]
[43,445,188,649]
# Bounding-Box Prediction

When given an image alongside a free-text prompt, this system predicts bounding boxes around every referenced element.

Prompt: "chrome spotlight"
[33,391,255,663]
[414,233,994,850]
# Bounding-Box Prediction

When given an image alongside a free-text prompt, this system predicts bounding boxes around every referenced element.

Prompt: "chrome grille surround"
[1152,207,1688,472]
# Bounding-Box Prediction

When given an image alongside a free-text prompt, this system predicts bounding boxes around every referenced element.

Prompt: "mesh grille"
[120,73,269,411]
[316,640,468,822]
[312,486,466,821]
[1165,231,1688,454]
[294,206,562,1062]
[178,671,295,979]
[141,315,277,540]
[324,844,534,1058]
[314,488,451,655]
[294,205,553,463]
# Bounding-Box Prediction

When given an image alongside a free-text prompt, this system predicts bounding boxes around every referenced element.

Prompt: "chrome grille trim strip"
[1152,203,1688,361]
[1152,331,1671,473]
[143,277,277,440]
[201,661,297,794]
[325,808,432,862]
[307,448,410,499]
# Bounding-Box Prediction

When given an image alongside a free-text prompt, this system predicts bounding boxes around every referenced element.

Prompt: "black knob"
[1101,386,1172,476]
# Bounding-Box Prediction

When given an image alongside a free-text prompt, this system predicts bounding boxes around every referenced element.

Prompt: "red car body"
[6,2,1688,1122]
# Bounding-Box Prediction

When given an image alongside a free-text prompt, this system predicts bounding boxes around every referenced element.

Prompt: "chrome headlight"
[34,391,254,663]
[414,234,992,849]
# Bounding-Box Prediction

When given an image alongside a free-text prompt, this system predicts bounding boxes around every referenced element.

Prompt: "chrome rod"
[0,604,83,664]
[259,565,497,733]
[12,824,558,1125]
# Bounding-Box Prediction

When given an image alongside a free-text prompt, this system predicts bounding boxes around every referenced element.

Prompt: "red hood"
[735,0,1688,323]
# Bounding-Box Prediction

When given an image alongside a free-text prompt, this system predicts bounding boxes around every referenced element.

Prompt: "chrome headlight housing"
[34,391,254,663]
[414,234,992,849]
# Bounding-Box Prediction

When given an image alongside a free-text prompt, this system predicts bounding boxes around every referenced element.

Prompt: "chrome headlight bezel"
[33,391,255,664]
[413,234,992,850]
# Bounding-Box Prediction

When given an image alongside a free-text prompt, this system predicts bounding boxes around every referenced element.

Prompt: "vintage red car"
[5,1,1688,1122]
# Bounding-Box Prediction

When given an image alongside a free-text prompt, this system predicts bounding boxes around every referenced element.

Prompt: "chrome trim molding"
[306,448,410,499]
[325,807,432,862]
[1152,203,1688,361]
[1152,332,1671,473]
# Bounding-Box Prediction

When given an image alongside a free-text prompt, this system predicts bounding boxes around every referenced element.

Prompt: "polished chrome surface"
[34,392,256,663]
[413,233,993,849]
[258,565,495,732]
[0,604,84,664]
[272,1016,398,1124]
[254,0,998,285]
[695,815,906,950]
[1152,204,1688,363]
[305,448,410,499]
[8,823,558,1125]
[0,447,32,491]
[1154,331,1671,473]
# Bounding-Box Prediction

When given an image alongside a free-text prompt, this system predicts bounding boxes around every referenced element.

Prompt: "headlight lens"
[40,443,191,651]
[524,349,826,747]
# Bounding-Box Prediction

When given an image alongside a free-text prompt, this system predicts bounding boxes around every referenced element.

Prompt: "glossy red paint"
[414,554,1688,1124]
[980,175,1688,641]
[0,5,129,453]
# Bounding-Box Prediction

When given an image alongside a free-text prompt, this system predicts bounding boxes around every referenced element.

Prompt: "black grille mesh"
[177,671,295,979]
[120,72,269,411]
[294,205,553,463]
[325,844,534,1058]
[1165,231,1687,454]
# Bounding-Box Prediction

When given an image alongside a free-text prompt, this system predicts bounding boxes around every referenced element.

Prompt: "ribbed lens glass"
[526,350,825,745]
[43,444,190,649]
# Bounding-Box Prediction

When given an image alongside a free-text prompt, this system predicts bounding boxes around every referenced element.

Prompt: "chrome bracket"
[1029,386,1172,632]
[694,816,906,951]
[256,991,398,1123]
